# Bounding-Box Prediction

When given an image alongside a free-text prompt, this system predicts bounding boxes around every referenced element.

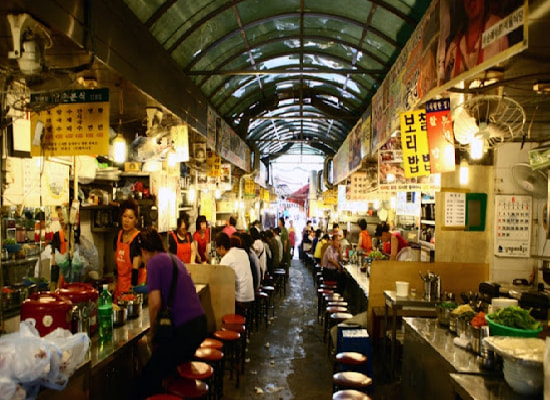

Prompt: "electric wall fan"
[452,95,526,149]
[511,163,548,198]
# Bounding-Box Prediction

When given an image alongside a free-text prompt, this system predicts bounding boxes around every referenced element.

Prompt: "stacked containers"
[57,283,99,335]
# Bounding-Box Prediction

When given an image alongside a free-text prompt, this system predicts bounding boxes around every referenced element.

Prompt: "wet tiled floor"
[221,258,401,400]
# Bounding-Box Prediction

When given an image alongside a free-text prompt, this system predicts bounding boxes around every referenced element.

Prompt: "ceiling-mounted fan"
[511,163,548,199]
[452,95,526,151]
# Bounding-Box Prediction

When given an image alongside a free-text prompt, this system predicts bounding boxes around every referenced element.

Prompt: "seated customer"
[321,234,345,293]
[215,232,255,316]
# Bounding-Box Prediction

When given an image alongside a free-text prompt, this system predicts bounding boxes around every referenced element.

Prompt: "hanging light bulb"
[460,159,469,185]
[113,132,127,163]
[167,148,177,168]
[470,136,484,160]
[188,186,196,203]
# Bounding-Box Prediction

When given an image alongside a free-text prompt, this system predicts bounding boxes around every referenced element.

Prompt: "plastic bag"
[77,236,99,280]
[44,328,89,382]
[0,377,26,400]
[0,331,51,383]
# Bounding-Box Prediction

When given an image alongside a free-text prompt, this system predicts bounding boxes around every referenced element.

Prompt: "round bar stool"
[200,338,223,350]
[261,285,275,318]
[321,293,343,323]
[326,312,354,345]
[317,288,334,322]
[146,394,183,400]
[221,323,247,374]
[194,348,224,400]
[166,377,209,399]
[273,268,287,296]
[324,306,349,341]
[213,329,241,388]
[332,389,372,399]
[328,301,348,308]
[332,371,372,393]
[177,361,214,400]
[257,291,269,328]
[334,352,368,373]
[222,313,246,325]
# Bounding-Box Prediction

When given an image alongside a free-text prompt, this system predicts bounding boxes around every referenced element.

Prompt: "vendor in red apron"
[168,213,197,264]
[51,205,69,288]
[113,198,145,301]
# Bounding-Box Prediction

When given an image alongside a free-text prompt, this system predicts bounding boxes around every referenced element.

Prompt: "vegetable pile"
[367,250,386,260]
[487,306,541,330]
[470,311,488,328]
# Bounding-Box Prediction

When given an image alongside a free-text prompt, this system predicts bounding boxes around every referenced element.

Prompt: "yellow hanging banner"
[30,89,110,157]
[244,179,255,198]
[323,188,338,205]
[400,109,430,178]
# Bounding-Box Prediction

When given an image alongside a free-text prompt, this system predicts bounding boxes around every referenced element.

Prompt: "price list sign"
[444,192,466,228]
[494,195,531,258]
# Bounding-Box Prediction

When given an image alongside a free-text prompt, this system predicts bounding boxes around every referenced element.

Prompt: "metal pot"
[113,306,127,326]
[124,302,141,319]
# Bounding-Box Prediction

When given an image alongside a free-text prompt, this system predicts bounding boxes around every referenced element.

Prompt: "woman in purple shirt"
[137,229,206,399]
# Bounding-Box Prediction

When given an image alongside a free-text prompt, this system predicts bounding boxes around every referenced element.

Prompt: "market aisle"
[222,258,334,399]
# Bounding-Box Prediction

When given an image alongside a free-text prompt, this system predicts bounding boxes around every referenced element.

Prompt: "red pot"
[57,283,99,335]
[21,292,73,336]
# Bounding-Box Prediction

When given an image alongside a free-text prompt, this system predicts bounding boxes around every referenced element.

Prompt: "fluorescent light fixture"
[113,133,127,163]
[470,136,484,160]
[460,160,469,185]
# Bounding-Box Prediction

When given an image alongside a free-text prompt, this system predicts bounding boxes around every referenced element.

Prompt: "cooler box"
[336,326,373,378]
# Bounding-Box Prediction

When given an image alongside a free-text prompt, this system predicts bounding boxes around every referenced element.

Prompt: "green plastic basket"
[485,315,542,338]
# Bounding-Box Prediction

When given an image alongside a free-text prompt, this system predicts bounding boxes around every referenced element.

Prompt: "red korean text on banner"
[399,109,430,179]
[425,98,456,173]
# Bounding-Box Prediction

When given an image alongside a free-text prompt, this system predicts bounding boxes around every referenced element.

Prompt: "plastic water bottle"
[98,284,113,342]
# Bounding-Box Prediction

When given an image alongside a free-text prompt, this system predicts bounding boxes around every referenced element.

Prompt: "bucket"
[395,281,409,297]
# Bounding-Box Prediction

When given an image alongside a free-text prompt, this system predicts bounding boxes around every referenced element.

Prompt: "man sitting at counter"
[321,234,345,294]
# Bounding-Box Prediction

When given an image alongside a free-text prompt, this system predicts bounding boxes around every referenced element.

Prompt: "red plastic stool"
[166,377,209,399]
[194,348,224,400]
[213,329,241,388]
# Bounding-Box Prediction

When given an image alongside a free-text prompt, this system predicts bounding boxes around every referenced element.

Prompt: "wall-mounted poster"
[206,107,218,150]
[348,120,362,173]
[193,142,207,164]
[437,0,527,90]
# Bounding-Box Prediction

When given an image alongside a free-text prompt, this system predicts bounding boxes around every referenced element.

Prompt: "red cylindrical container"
[20,292,73,336]
[57,283,99,335]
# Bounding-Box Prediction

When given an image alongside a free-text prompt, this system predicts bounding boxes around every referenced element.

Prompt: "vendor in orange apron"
[168,214,196,264]
[113,199,145,301]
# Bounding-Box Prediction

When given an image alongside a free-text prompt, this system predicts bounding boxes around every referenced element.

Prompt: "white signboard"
[494,195,531,258]
[443,192,466,228]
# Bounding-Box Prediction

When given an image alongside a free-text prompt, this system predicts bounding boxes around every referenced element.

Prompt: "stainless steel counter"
[343,262,369,297]
[401,317,498,400]
[450,373,543,400]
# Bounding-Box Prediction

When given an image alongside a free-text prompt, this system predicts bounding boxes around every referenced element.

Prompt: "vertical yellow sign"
[400,109,430,178]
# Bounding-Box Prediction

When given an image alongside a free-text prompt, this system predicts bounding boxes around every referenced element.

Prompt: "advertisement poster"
[438,0,527,89]
[361,108,372,159]
[332,137,349,185]
[400,109,430,178]
[30,89,110,157]
[348,120,362,173]
[378,137,406,188]
[206,107,218,150]
[425,98,456,173]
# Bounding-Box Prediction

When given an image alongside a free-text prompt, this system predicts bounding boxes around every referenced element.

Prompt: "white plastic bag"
[44,328,89,381]
[0,329,51,383]
[0,377,25,400]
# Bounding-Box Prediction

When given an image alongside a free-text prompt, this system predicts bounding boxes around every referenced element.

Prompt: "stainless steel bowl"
[113,306,127,326]
[124,302,141,318]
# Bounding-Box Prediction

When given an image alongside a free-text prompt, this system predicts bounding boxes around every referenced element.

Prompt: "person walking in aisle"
[278,217,291,275]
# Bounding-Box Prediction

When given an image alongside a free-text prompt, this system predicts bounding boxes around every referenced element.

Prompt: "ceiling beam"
[189,68,385,76]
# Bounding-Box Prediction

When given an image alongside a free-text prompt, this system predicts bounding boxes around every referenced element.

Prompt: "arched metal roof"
[122,0,430,161]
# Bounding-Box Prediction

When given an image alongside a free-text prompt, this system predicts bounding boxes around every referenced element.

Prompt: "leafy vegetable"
[451,304,475,316]
[487,306,541,330]
[2,238,16,245]
[439,302,458,309]
[367,250,386,260]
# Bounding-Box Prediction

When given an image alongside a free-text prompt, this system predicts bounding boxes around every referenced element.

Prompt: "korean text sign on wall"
[30,89,110,157]
[400,109,430,178]
[425,98,456,173]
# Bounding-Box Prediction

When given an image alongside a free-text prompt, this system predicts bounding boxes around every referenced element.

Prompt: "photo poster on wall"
[2,157,70,207]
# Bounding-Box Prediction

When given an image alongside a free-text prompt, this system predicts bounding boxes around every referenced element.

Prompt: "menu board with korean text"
[443,192,466,228]
[400,109,430,178]
[494,195,531,258]
[30,89,109,157]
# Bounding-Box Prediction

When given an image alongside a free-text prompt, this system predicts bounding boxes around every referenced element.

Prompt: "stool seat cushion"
[221,323,246,334]
[213,330,241,341]
[261,285,275,292]
[259,292,269,298]
[335,352,368,365]
[200,338,224,349]
[331,312,354,321]
[328,301,348,307]
[222,313,246,325]
[194,347,224,361]
[166,378,209,398]
[326,306,348,313]
[273,268,286,275]
[324,280,338,286]
[177,361,214,380]
[333,372,373,388]
[146,394,183,400]
[332,389,372,399]
[318,288,334,294]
